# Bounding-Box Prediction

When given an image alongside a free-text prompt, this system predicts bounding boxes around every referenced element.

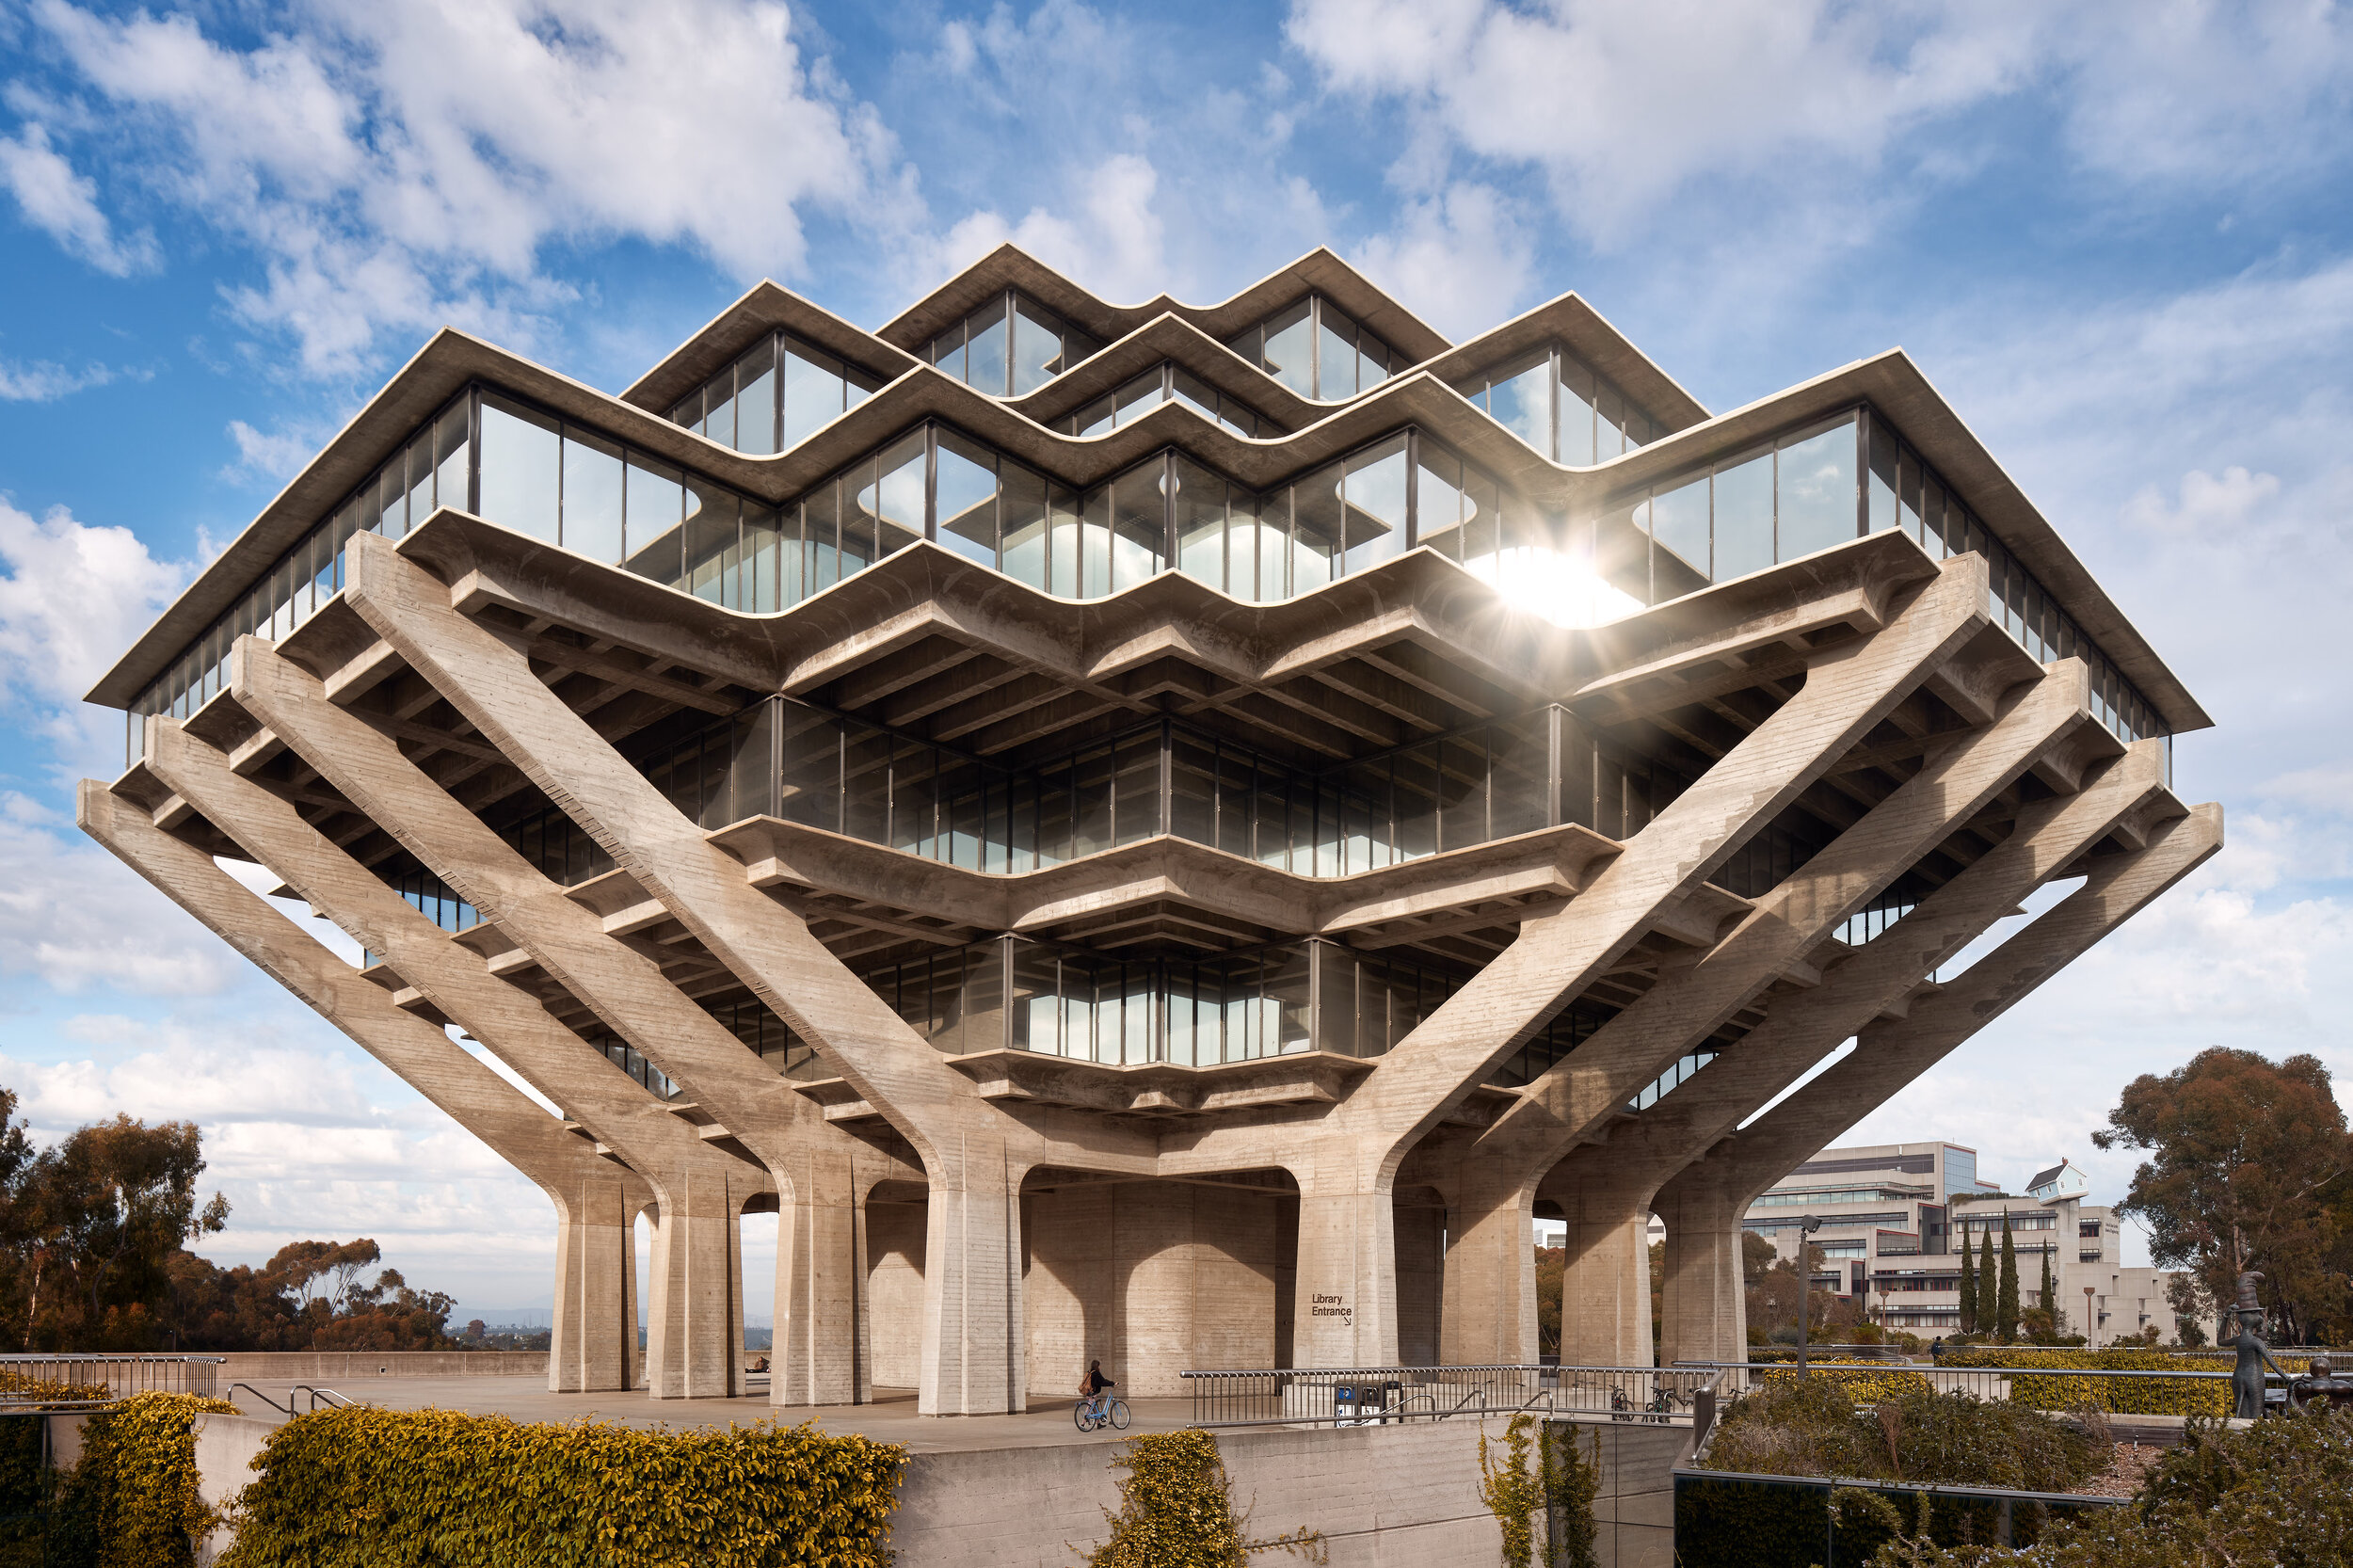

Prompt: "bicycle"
[1074,1394,1130,1432]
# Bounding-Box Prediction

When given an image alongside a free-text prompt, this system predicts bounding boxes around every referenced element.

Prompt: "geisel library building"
[81,248,2218,1415]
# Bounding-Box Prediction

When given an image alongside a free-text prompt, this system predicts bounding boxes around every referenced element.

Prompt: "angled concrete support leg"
[1656,799,2221,1363]
[229,636,913,1406]
[1442,654,2089,1365]
[138,714,761,1399]
[1256,562,1996,1369]
[774,1145,871,1407]
[78,777,652,1393]
[330,533,1144,1414]
[1655,1169,1748,1367]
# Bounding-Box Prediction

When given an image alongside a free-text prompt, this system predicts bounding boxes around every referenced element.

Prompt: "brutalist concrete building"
[79,248,2218,1414]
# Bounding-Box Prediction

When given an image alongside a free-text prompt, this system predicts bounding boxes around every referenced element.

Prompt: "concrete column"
[228,636,913,1407]
[552,1181,642,1393]
[772,1145,871,1407]
[1441,658,2090,1365]
[138,715,761,1400]
[1290,1167,1401,1368]
[1657,800,2221,1362]
[1654,1167,1748,1367]
[917,1140,1030,1416]
[78,779,652,1393]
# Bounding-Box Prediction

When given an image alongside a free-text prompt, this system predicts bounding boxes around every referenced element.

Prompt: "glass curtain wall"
[495,696,1693,891]
[665,330,881,455]
[926,291,1102,397]
[1612,408,2165,747]
[1454,343,1662,464]
[1065,361,1270,438]
[1225,296,1397,402]
[865,932,1628,1082]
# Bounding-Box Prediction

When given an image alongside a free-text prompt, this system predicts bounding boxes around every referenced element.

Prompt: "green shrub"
[1763,1360,1936,1406]
[217,1406,905,1568]
[1867,1402,2353,1566]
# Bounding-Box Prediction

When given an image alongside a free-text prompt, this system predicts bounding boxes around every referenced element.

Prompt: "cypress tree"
[1958,1227,1978,1333]
[2040,1245,2056,1341]
[1997,1217,2021,1343]
[1977,1224,1998,1338]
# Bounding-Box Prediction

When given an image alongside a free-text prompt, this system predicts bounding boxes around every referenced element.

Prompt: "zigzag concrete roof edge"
[87,328,2210,736]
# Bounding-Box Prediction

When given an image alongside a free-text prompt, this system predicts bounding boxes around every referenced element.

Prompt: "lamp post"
[2085,1286,2098,1350]
[1797,1215,1824,1376]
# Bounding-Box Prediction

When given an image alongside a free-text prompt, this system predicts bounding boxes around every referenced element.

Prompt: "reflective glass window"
[936,429,1001,567]
[682,478,737,604]
[1317,310,1358,400]
[1292,458,1343,590]
[1775,418,1858,561]
[1072,394,1116,438]
[732,338,777,456]
[1357,330,1391,392]
[623,455,685,583]
[783,343,846,451]
[1460,468,1501,583]
[1714,449,1774,581]
[1416,446,1466,561]
[966,299,1010,396]
[744,504,782,613]
[1257,299,1314,399]
[928,321,965,381]
[872,432,927,556]
[1109,456,1166,590]
[1558,357,1597,466]
[561,426,626,563]
[1488,349,1552,456]
[1013,297,1073,393]
[1866,417,1900,533]
[1340,435,1409,575]
[477,394,561,543]
[404,433,434,528]
[1650,472,1710,579]
[1172,454,1228,588]
[1113,369,1161,426]
[1000,462,1049,589]
[432,402,469,513]
[1596,384,1625,459]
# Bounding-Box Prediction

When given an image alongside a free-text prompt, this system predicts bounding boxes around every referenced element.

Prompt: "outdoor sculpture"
[2289,1354,2353,1412]
[2227,1270,2286,1420]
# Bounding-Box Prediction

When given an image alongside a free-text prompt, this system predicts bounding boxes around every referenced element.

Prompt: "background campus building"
[1745,1144,2184,1341]
[79,246,2218,1412]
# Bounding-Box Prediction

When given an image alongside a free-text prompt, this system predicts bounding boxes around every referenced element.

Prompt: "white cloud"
[24,0,908,374]
[1357,183,1535,340]
[0,500,190,778]
[0,797,236,996]
[224,417,332,484]
[932,153,1171,306]
[0,120,153,274]
[0,359,115,402]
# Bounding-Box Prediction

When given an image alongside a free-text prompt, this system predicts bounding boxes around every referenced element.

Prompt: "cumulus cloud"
[21,0,909,374]
[0,359,116,402]
[1357,183,1535,340]
[931,153,1171,306]
[0,120,154,275]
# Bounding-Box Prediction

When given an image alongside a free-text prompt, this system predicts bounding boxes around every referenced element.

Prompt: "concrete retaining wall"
[216,1350,549,1382]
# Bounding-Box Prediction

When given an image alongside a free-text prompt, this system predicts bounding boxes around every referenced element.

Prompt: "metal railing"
[1182,1363,1725,1430]
[0,1354,224,1405]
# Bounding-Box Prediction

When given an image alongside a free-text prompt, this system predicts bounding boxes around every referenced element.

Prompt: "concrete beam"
[1443,659,2095,1364]
[78,780,651,1394]
[139,714,760,1401]
[1549,738,2169,1366]
[1655,799,2222,1364]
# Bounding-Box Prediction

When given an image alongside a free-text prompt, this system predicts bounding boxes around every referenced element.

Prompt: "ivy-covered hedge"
[216,1406,906,1568]
[52,1392,236,1568]
[1934,1350,2307,1418]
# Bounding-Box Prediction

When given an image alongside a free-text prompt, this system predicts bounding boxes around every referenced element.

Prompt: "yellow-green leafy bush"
[1934,1351,2295,1418]
[51,1391,236,1568]
[217,1406,904,1568]
[1704,1377,2097,1492]
[1764,1360,1935,1405]
[1084,1429,1324,1568]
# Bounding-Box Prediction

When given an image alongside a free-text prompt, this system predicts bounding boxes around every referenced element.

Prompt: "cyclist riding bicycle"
[1079,1359,1115,1423]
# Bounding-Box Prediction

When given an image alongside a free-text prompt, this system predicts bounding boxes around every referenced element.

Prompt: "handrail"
[230,1384,292,1416]
[290,1385,360,1411]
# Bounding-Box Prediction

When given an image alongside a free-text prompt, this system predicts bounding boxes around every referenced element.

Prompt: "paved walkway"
[219,1376,1200,1453]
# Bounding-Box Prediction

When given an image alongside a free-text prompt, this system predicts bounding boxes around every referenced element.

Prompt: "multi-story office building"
[79,246,2218,1413]
[1745,1147,2183,1340]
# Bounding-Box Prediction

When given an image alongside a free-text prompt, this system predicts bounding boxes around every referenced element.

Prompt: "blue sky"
[0,0,2348,1312]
